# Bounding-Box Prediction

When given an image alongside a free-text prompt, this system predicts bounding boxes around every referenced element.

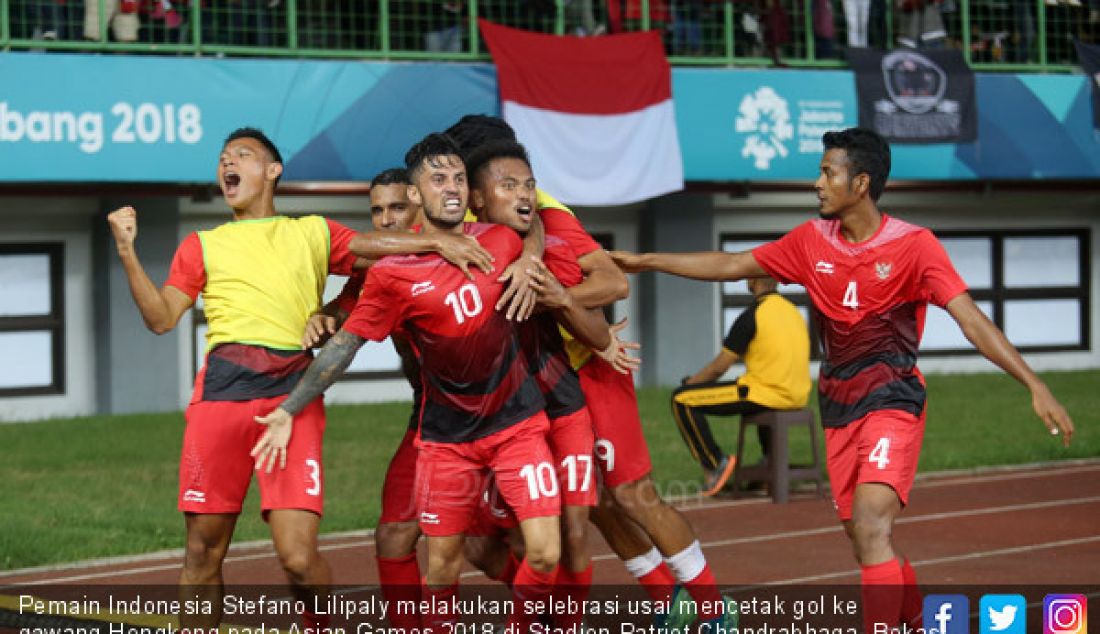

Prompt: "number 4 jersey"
[753,215,968,428]
[343,223,546,444]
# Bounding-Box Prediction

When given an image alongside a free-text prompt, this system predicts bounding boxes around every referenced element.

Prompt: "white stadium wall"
[1,187,1098,423]
[0,198,98,422]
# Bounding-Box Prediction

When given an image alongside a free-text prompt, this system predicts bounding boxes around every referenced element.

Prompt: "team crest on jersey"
[875,261,892,280]
[411,281,435,297]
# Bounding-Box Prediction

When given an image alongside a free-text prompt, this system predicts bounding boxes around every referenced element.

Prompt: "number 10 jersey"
[343,223,545,444]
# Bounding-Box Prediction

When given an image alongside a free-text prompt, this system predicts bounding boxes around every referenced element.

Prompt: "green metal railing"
[1,0,1092,72]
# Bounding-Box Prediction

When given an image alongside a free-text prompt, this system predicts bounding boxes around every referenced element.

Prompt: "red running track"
[3,461,1097,590]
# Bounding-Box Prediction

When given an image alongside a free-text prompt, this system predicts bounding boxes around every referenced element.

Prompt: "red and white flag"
[480,19,683,206]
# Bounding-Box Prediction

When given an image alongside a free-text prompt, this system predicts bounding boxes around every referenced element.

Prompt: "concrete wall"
[0,198,98,422]
[637,193,720,386]
[2,186,1098,422]
[93,197,183,415]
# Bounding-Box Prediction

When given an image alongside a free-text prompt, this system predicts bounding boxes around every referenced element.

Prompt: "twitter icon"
[981,594,1027,634]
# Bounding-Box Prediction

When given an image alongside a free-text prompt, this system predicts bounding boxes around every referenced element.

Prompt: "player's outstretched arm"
[107,206,193,334]
[946,293,1075,446]
[252,329,366,472]
[610,249,767,282]
[347,231,494,281]
[496,213,545,322]
[570,249,630,309]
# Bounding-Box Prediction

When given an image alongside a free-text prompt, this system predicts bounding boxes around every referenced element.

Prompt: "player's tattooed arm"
[497,213,545,321]
[285,329,365,415]
[610,249,768,282]
[251,329,365,472]
[347,231,493,280]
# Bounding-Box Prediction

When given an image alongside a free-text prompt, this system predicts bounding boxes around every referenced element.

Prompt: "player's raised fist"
[107,206,139,247]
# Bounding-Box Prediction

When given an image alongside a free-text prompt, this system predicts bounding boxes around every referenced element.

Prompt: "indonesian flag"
[480,19,684,206]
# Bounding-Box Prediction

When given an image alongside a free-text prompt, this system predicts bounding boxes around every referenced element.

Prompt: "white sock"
[665,540,706,583]
[623,547,664,579]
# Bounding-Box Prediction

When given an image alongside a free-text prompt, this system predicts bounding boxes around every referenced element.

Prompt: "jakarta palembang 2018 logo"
[735,86,794,170]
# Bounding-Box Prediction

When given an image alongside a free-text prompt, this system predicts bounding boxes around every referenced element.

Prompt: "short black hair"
[465,139,532,189]
[404,133,463,179]
[371,167,410,187]
[444,115,517,159]
[822,128,891,201]
[224,127,283,164]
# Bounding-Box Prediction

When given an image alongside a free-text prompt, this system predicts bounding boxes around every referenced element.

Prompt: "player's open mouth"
[516,205,533,220]
[223,172,241,195]
[443,198,462,211]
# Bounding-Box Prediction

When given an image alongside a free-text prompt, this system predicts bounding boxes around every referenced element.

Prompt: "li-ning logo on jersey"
[876,261,893,280]
[411,281,435,297]
[815,260,835,274]
[420,512,440,525]
[183,489,206,503]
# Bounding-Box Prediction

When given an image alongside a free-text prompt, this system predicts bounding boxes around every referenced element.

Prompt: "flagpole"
[724,1,735,64]
[379,0,390,57]
[468,0,479,57]
[642,0,651,31]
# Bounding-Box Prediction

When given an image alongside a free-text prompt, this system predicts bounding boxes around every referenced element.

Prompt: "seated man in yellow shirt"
[672,276,812,496]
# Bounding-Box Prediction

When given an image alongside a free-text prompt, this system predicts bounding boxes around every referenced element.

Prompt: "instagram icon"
[1045,595,1087,634]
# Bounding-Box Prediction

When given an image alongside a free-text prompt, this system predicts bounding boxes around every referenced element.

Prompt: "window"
[0,244,65,395]
[925,230,1090,354]
[719,235,820,358]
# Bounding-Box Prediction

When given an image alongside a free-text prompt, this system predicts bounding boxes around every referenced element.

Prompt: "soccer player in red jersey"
[256,133,613,633]
[108,128,495,633]
[464,139,609,630]
[446,116,733,626]
[305,166,559,630]
[301,167,428,632]
[612,127,1076,632]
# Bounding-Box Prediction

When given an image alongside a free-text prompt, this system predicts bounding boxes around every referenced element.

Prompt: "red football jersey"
[518,226,587,420]
[343,223,545,443]
[540,207,602,263]
[753,215,968,428]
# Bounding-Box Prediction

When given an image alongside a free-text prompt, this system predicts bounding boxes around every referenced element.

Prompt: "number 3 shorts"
[178,395,326,517]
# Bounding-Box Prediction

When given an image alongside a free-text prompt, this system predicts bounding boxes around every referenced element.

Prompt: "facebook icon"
[925,595,971,634]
